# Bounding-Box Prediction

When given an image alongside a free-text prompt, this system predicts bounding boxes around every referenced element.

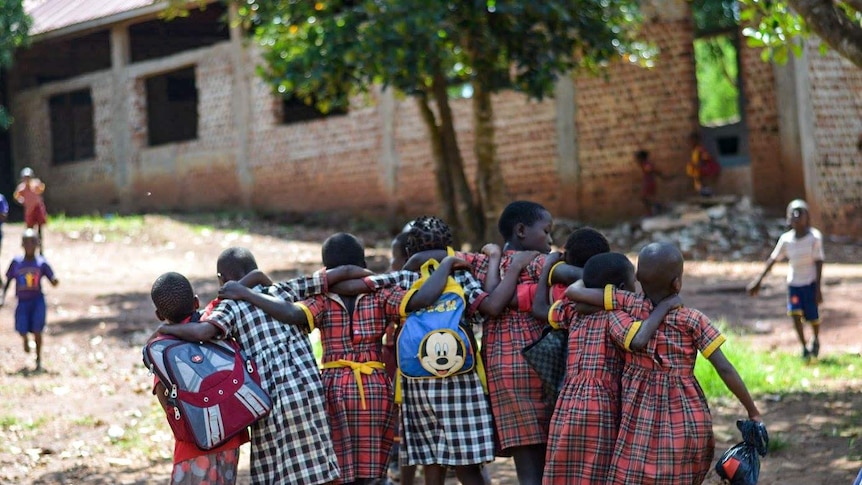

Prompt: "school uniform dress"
[366,269,496,467]
[205,274,340,485]
[542,301,633,485]
[460,251,551,452]
[605,287,726,485]
[295,291,398,483]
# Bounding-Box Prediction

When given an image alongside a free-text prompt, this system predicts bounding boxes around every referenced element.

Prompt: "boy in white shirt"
[748,199,824,359]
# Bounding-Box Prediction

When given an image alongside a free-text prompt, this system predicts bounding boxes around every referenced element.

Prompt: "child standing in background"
[748,199,824,359]
[13,167,47,253]
[1,229,58,372]
[149,272,248,485]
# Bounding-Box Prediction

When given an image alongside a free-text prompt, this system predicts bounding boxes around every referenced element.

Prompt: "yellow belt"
[321,360,386,410]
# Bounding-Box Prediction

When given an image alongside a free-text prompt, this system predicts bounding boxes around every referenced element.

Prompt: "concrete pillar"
[228,2,253,208]
[555,74,580,218]
[774,48,820,220]
[379,87,399,197]
[110,24,132,211]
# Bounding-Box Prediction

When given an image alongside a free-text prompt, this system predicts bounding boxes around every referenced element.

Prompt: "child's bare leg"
[454,464,485,485]
[34,332,43,370]
[792,315,808,355]
[511,444,545,485]
[401,464,418,485]
[811,322,821,357]
[422,464,446,485]
[22,333,30,353]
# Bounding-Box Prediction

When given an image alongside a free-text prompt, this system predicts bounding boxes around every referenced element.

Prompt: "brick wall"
[8,4,860,238]
[806,42,862,237]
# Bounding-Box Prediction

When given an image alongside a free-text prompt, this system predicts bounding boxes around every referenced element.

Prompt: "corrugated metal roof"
[25,0,159,36]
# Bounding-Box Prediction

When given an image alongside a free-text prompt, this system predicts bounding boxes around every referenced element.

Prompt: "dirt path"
[0,216,860,484]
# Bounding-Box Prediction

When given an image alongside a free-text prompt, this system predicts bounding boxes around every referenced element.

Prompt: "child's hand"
[441,256,471,272]
[510,250,540,270]
[218,281,253,301]
[481,244,502,259]
[815,286,823,304]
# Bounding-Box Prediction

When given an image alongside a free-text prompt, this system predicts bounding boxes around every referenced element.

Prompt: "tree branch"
[840,0,862,15]
[789,0,862,68]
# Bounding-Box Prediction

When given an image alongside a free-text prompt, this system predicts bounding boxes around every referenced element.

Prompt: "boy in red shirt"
[150,272,249,485]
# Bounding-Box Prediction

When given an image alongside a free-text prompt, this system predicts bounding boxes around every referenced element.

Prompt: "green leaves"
[0,0,30,129]
[737,0,812,65]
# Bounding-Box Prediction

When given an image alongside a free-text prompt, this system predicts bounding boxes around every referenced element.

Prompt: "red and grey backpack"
[143,336,272,450]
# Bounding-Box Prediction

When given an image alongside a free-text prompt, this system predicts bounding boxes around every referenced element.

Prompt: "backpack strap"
[321,359,386,410]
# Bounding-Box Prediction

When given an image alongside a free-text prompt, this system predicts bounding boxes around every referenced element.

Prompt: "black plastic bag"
[715,420,769,485]
[521,326,567,405]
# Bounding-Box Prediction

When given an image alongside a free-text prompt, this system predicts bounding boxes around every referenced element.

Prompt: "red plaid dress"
[542,300,633,484]
[295,291,398,483]
[459,250,551,451]
[605,287,726,485]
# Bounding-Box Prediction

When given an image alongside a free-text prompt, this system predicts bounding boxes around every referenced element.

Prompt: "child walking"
[748,199,824,359]
[149,272,249,485]
[2,229,58,372]
[157,246,368,485]
[567,242,763,484]
[532,252,678,484]
[220,233,399,485]
[13,167,48,252]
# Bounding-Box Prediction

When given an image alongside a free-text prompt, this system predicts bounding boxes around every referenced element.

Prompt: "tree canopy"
[0,0,30,128]
[741,0,862,67]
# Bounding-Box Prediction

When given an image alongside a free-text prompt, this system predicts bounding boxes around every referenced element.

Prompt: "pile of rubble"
[555,196,788,262]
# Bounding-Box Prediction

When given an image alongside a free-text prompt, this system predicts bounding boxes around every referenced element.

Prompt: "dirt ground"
[0,214,860,485]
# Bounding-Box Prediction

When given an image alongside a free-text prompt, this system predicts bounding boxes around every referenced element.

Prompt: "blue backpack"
[397,259,478,380]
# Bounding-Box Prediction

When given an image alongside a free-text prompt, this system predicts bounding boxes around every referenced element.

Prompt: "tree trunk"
[472,81,508,245]
[788,0,862,68]
[416,93,461,246]
[429,67,484,246]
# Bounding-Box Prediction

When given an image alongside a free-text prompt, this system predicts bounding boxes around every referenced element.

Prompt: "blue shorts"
[15,295,47,335]
[787,283,819,324]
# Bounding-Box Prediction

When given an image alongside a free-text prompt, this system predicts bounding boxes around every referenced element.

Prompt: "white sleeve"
[812,230,825,261]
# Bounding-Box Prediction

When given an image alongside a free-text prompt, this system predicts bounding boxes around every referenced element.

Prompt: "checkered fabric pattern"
[206,275,340,485]
[369,267,495,467]
[520,326,567,405]
[543,301,633,484]
[605,289,726,485]
[401,372,495,466]
[472,251,551,451]
[296,290,401,482]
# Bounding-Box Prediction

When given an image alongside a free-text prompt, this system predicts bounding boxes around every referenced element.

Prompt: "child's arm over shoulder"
[480,244,503,293]
[157,321,220,342]
[218,281,310,328]
[531,252,563,322]
[478,250,539,317]
[626,293,682,351]
[238,269,272,288]
[403,256,470,312]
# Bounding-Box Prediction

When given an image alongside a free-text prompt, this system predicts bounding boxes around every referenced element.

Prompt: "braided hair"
[405,216,453,256]
[151,272,196,323]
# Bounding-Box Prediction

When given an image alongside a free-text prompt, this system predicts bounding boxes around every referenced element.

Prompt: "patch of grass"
[767,433,791,454]
[695,326,860,399]
[0,414,48,432]
[49,213,147,241]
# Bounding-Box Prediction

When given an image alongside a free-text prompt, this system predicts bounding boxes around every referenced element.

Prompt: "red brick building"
[2,0,860,237]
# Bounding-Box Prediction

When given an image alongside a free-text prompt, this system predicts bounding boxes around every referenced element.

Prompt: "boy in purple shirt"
[1,229,59,372]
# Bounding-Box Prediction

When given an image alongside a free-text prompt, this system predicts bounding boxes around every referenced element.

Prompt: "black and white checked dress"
[369,269,496,467]
[207,274,340,485]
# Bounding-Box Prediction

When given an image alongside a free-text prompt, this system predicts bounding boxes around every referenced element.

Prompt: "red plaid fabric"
[297,289,401,483]
[462,250,551,451]
[606,288,726,485]
[543,301,632,484]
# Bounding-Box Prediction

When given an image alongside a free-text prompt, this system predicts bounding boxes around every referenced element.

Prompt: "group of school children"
[149,199,769,485]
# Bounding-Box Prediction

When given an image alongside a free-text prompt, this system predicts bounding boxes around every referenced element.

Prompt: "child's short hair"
[22,228,39,241]
[217,247,259,279]
[392,231,410,257]
[637,242,684,292]
[322,233,366,268]
[635,150,649,161]
[151,272,196,323]
[498,200,548,241]
[564,227,610,267]
[582,253,634,289]
[406,216,452,256]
